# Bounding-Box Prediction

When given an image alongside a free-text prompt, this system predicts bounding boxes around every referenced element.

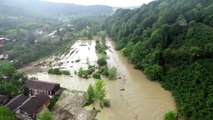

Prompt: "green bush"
[61,70,70,75]
[48,68,62,75]
[87,65,95,75]
[108,67,117,80]
[93,72,101,79]
[77,67,89,79]
[97,57,107,67]
[99,65,109,77]
[103,99,110,107]
[48,68,70,76]
[48,95,59,111]
[144,64,163,81]
[164,111,177,120]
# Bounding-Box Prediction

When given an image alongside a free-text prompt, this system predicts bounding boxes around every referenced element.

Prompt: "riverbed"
[25,39,176,120]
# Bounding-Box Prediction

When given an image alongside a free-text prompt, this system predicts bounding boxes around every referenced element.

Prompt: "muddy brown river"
[29,39,176,120]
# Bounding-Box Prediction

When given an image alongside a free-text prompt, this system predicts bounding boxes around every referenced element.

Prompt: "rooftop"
[0,95,9,105]
[27,80,60,92]
[6,94,29,111]
[20,93,50,117]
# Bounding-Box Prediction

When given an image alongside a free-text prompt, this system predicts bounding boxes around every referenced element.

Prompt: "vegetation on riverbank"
[48,68,70,76]
[95,32,117,80]
[77,65,96,79]
[164,111,177,120]
[84,80,110,108]
[105,0,213,119]
[37,107,53,120]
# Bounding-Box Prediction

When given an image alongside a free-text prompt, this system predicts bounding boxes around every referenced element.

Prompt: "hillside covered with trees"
[104,0,213,119]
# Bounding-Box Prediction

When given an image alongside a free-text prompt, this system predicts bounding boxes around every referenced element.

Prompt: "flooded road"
[29,39,176,120]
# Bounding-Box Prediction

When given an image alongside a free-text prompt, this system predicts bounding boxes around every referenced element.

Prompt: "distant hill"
[0,0,113,17]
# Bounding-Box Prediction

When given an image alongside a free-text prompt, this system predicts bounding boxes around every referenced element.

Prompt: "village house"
[0,95,10,105]
[26,80,60,96]
[6,94,29,112]
[16,93,50,120]
[6,93,50,120]
[0,38,6,46]
[0,38,9,47]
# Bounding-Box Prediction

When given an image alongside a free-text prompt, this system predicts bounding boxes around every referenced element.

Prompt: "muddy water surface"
[29,39,176,120]
[96,39,176,120]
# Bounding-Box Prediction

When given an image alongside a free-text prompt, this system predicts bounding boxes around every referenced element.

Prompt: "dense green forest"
[104,0,213,119]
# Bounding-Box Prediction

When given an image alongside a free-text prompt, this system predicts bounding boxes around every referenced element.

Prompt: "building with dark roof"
[16,93,50,120]
[27,80,60,96]
[0,95,9,105]
[6,94,29,112]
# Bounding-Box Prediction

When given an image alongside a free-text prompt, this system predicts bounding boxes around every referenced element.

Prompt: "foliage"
[0,61,27,97]
[61,70,71,75]
[77,65,96,79]
[0,106,16,120]
[164,111,177,120]
[48,68,62,75]
[48,95,60,111]
[93,72,101,79]
[94,80,106,108]
[97,57,107,67]
[105,0,213,119]
[36,107,53,120]
[144,64,163,81]
[48,68,70,76]
[108,67,117,80]
[99,65,109,77]
[84,84,95,106]
[103,98,110,107]
[84,80,108,108]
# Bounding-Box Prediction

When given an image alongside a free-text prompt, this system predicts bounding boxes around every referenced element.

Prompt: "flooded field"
[27,39,176,120]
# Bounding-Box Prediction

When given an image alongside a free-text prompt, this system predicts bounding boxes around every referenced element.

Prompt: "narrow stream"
[29,39,176,120]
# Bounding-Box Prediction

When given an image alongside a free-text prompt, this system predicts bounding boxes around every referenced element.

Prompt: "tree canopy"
[105,0,213,119]
[0,106,16,120]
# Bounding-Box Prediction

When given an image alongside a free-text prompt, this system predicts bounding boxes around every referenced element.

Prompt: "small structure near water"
[26,80,61,96]
[6,93,50,120]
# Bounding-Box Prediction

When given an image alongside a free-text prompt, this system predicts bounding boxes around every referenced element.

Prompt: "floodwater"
[29,39,176,120]
[29,40,97,91]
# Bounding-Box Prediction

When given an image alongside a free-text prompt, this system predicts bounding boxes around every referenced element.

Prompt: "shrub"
[93,72,101,79]
[103,99,110,107]
[77,67,89,79]
[99,65,109,77]
[48,68,70,76]
[97,57,107,67]
[61,70,70,75]
[108,67,117,80]
[144,64,163,81]
[48,95,59,111]
[164,111,177,120]
[87,65,95,75]
[48,68,62,75]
